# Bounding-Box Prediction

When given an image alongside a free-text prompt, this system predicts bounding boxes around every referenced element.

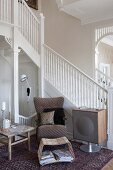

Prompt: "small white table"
[0,125,35,160]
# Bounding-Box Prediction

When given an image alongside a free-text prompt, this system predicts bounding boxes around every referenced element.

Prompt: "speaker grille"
[73,110,98,143]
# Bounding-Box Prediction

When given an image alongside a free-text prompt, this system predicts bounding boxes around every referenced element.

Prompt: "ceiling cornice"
[56,0,113,25]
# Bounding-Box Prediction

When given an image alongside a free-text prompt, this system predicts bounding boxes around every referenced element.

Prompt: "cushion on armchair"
[43,108,65,125]
[34,97,65,126]
[40,111,55,125]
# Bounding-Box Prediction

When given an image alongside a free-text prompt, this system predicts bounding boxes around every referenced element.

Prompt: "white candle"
[2,102,6,111]
[9,112,11,121]
[9,85,11,121]
[9,90,11,113]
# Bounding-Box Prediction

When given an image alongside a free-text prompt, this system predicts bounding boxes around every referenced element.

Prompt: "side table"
[0,125,35,160]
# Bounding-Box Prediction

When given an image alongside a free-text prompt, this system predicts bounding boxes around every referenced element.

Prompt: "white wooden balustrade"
[44,44,108,109]
[0,0,41,54]
[0,0,13,24]
[95,68,113,88]
[18,0,40,52]
[19,113,37,127]
[95,26,113,45]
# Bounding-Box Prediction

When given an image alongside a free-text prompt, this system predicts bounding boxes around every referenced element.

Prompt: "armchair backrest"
[34,97,65,125]
[34,97,64,113]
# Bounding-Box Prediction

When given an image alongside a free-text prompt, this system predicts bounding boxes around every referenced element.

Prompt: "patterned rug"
[0,136,113,170]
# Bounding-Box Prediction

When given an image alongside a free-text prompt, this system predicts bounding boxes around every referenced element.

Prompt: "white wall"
[41,0,93,77]
[0,52,12,121]
[0,49,39,120]
[19,52,39,117]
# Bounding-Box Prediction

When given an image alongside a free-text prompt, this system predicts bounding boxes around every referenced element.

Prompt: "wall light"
[20,74,31,101]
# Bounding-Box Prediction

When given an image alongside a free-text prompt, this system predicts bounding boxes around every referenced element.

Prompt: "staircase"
[0,0,113,150]
[44,44,107,109]
[0,0,44,122]
[0,0,42,65]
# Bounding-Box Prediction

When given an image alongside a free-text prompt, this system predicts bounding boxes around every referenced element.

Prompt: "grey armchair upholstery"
[34,97,67,141]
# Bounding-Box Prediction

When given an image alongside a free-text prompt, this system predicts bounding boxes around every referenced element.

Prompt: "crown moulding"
[56,0,113,25]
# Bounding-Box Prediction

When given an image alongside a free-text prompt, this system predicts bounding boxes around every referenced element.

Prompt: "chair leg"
[35,127,38,140]
[36,127,40,147]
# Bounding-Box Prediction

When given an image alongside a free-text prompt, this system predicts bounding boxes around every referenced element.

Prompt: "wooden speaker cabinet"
[72,109,107,144]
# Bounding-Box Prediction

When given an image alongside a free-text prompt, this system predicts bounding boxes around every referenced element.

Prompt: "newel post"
[107,87,113,150]
[12,0,19,123]
[39,13,45,97]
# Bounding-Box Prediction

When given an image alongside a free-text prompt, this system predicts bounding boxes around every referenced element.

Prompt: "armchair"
[34,97,67,141]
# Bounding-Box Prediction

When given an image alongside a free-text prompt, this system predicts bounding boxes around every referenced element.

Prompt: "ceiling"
[56,0,113,24]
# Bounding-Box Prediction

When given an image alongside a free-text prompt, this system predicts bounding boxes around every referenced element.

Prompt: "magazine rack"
[38,136,75,165]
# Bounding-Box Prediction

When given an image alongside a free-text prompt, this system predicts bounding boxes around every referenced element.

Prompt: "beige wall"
[41,0,94,77]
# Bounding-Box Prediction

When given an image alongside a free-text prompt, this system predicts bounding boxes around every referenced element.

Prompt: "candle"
[9,90,11,113]
[1,102,6,111]
[9,85,11,120]
[9,112,11,121]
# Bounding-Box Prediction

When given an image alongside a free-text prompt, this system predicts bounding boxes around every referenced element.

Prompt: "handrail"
[20,0,40,24]
[44,44,107,92]
[19,113,37,127]
[19,112,37,120]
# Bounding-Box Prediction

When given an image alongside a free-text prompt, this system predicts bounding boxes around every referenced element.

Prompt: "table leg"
[8,137,11,160]
[28,132,30,151]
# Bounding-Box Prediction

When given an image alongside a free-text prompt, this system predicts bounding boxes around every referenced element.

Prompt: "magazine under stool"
[38,136,75,166]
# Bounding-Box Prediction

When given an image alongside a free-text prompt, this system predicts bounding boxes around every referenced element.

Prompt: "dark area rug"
[0,136,113,170]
